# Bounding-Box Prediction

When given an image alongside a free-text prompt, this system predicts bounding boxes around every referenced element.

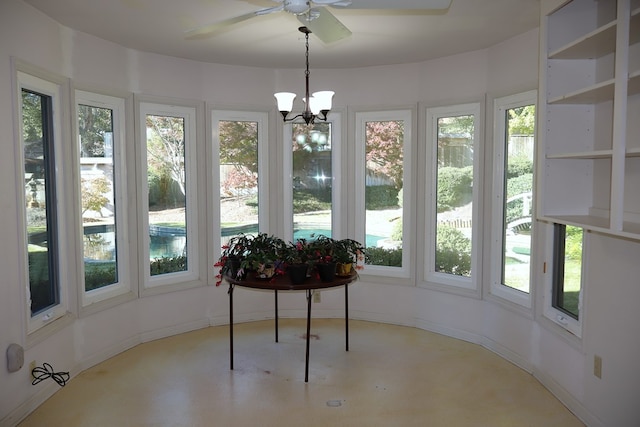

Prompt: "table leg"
[228,283,235,370]
[275,290,279,343]
[345,284,349,352]
[305,289,312,383]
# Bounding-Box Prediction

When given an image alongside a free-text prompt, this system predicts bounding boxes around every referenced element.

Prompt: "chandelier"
[274,26,334,125]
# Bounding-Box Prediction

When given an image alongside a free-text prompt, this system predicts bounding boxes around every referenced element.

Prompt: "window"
[212,110,269,251]
[491,91,536,306]
[17,70,70,332]
[283,113,342,242]
[355,110,412,277]
[425,103,481,290]
[542,223,584,337]
[292,122,333,239]
[76,91,131,306]
[139,102,199,289]
[550,224,583,327]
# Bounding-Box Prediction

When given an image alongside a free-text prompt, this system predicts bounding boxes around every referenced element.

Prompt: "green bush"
[435,226,471,276]
[506,157,533,179]
[292,189,332,213]
[84,262,117,291]
[365,185,399,210]
[150,256,187,275]
[437,166,473,212]
[365,247,402,267]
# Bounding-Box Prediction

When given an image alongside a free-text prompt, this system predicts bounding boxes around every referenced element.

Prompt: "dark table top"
[225,270,358,291]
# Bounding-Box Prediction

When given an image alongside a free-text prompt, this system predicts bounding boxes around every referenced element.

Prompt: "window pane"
[146,114,188,275]
[365,120,403,267]
[435,115,474,277]
[219,120,259,244]
[502,105,535,292]
[553,224,582,319]
[292,123,332,240]
[23,89,59,314]
[78,104,118,290]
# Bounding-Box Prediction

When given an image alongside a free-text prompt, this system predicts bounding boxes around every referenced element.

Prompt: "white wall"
[1,1,639,426]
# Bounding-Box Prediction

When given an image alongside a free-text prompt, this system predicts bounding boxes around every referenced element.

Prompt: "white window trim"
[424,103,482,291]
[542,223,585,338]
[212,109,269,259]
[282,112,342,242]
[16,69,73,334]
[354,109,412,279]
[75,90,132,307]
[138,102,200,290]
[490,90,537,308]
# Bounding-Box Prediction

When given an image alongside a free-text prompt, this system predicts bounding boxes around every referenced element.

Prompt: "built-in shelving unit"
[538,0,640,238]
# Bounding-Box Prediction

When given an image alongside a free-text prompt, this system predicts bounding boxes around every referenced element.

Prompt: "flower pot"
[316,261,337,282]
[288,263,309,285]
[336,262,353,276]
[256,263,275,279]
[226,256,246,280]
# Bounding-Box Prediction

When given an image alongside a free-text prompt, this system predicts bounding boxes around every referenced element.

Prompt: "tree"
[78,105,112,157]
[146,115,186,196]
[508,105,535,135]
[365,120,404,188]
[81,176,110,217]
[219,120,259,196]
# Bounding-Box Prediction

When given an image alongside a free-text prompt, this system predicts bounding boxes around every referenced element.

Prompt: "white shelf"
[549,20,617,60]
[539,0,640,239]
[548,79,615,104]
[540,214,611,230]
[546,150,613,159]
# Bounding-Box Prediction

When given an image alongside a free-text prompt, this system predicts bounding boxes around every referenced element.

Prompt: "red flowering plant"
[214,233,252,286]
[281,238,314,267]
[307,234,336,264]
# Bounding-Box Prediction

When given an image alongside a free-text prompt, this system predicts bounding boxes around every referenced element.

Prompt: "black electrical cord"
[31,363,69,387]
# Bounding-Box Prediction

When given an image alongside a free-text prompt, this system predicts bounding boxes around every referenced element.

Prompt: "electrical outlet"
[594,355,602,379]
[313,291,321,303]
[29,360,36,378]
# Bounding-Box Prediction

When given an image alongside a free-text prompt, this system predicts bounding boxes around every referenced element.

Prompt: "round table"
[225,270,358,382]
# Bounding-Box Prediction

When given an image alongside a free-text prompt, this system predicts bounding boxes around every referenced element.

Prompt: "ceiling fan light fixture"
[275,92,297,114]
[284,0,312,15]
[275,26,333,125]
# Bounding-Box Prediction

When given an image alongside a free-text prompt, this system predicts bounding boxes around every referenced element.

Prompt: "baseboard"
[140,318,210,343]
[533,367,601,427]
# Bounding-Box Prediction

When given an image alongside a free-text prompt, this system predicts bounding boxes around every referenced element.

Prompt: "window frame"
[282,112,343,242]
[354,109,413,280]
[74,90,134,308]
[212,109,270,260]
[490,90,537,308]
[137,100,202,292]
[424,102,482,292]
[15,67,74,335]
[543,223,585,337]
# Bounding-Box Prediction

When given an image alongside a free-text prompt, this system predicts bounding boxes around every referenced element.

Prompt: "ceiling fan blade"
[184,6,283,40]
[311,0,352,6]
[298,7,352,44]
[347,0,451,9]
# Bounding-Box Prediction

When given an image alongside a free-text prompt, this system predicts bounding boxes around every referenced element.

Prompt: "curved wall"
[5,1,640,426]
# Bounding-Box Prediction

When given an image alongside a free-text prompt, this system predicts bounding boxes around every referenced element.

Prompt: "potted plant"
[308,234,337,282]
[282,238,313,284]
[334,238,366,276]
[214,233,253,285]
[242,233,286,279]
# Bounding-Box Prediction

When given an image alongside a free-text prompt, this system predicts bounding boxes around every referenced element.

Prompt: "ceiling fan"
[185,0,452,44]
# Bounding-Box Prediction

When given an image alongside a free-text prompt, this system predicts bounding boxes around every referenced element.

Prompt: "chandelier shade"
[275,26,334,125]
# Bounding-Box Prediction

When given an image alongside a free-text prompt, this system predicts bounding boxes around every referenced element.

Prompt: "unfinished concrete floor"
[19,319,584,426]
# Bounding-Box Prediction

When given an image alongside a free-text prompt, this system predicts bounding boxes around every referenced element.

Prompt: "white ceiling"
[22,0,540,69]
